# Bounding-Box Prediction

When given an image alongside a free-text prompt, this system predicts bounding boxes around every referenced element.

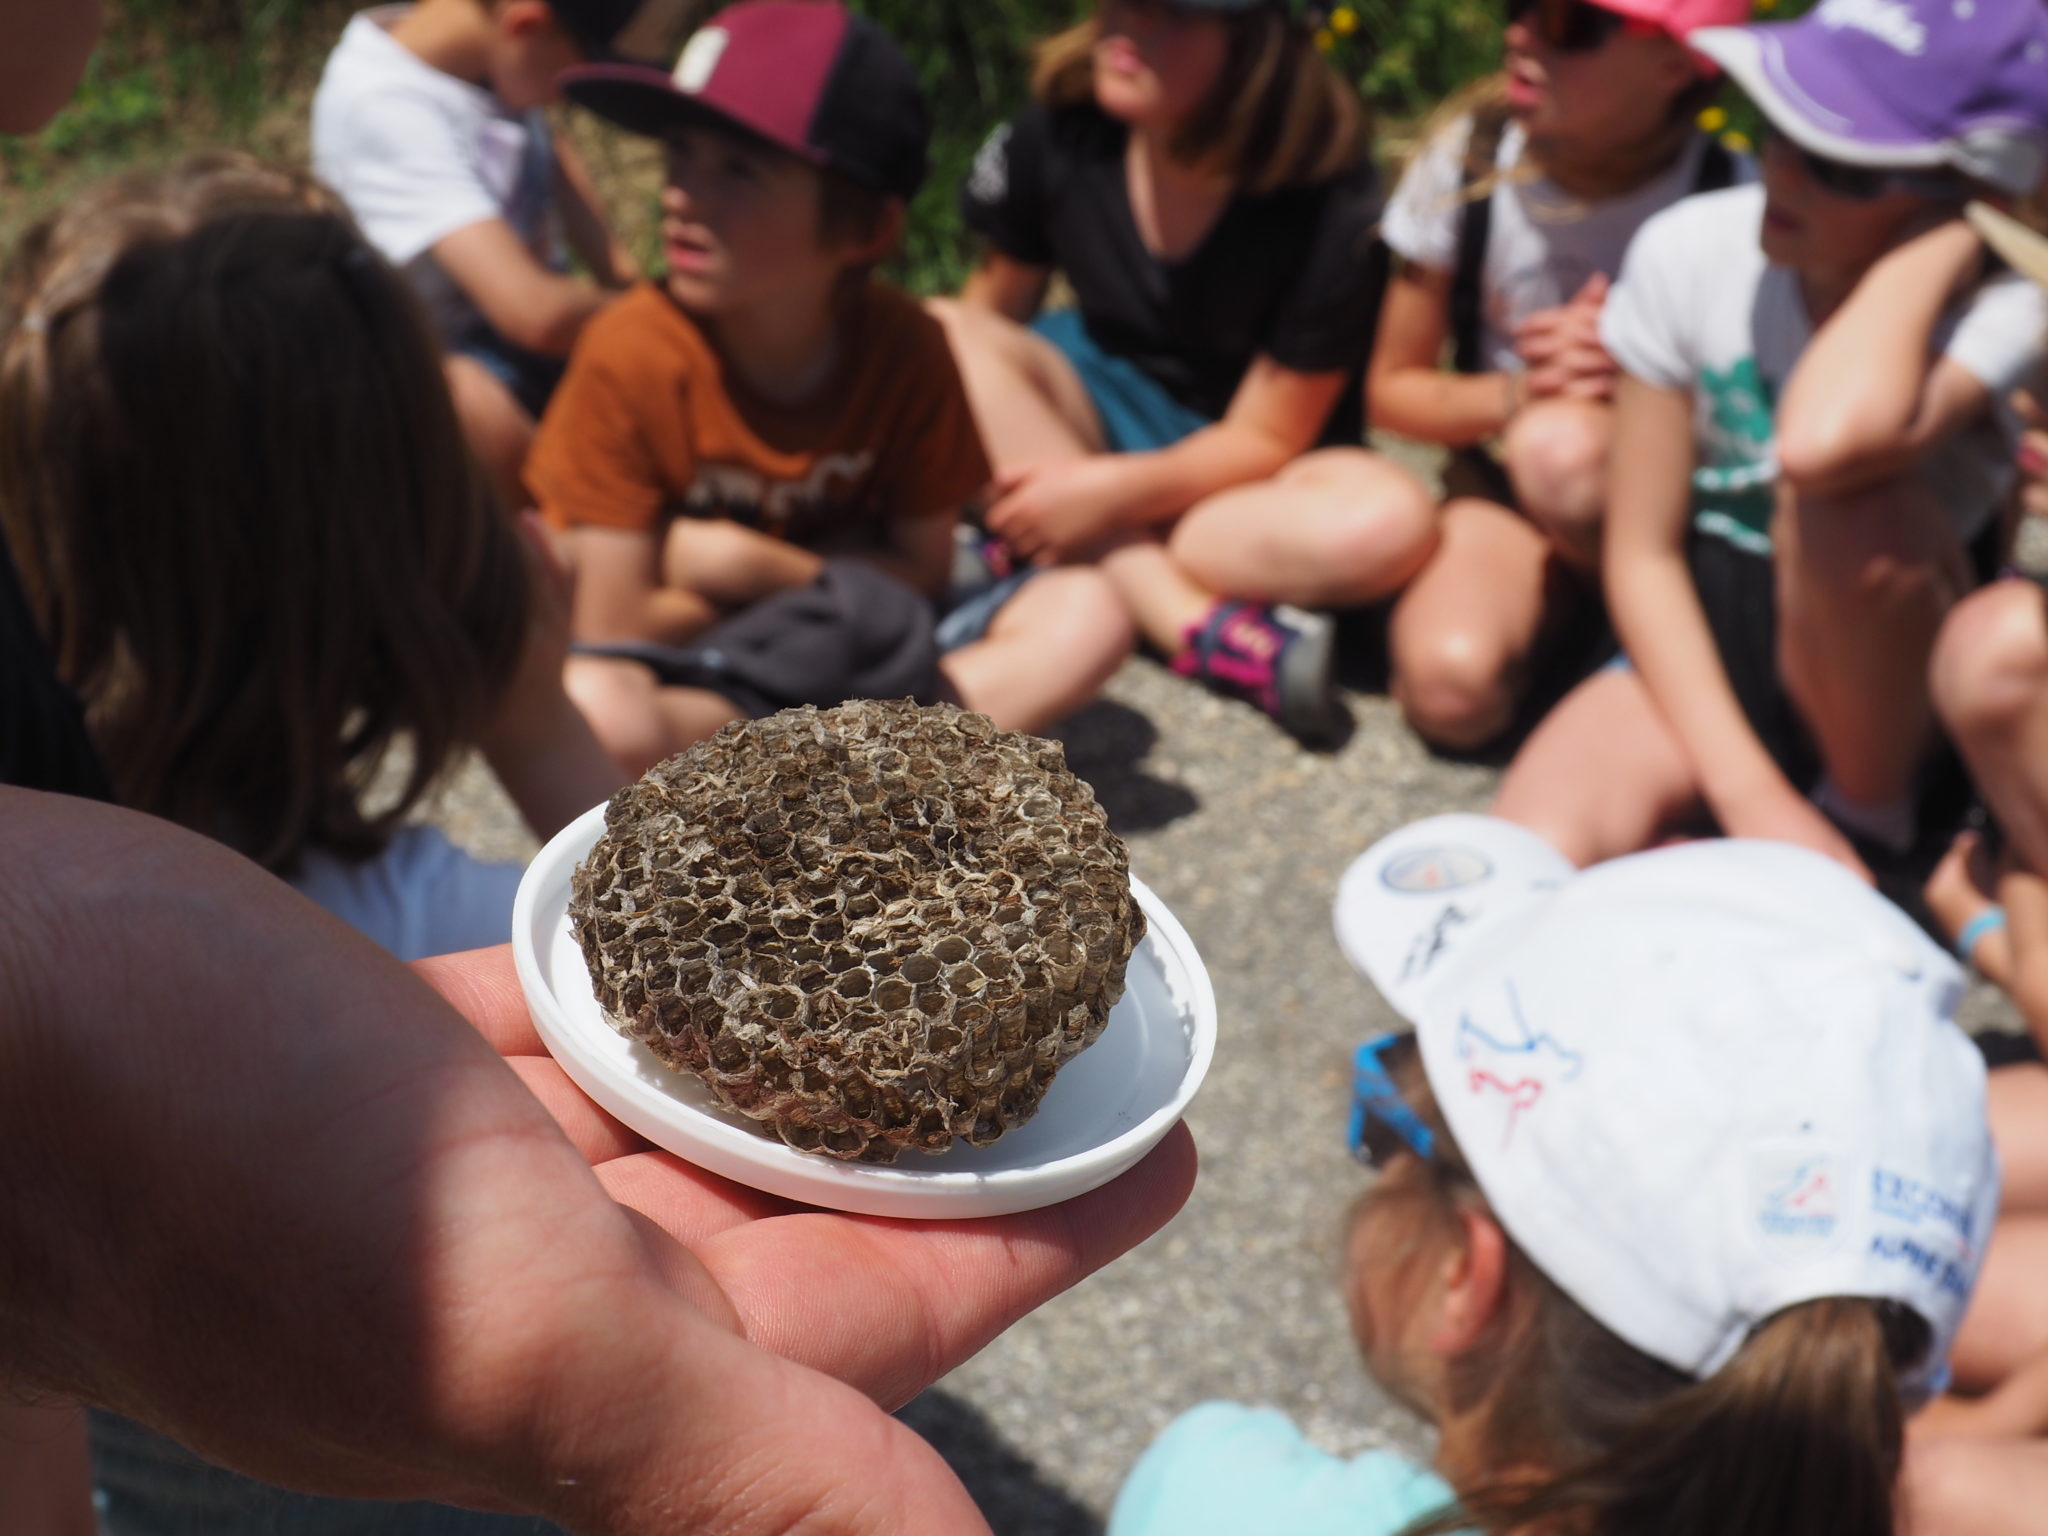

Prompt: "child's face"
[490,0,586,112]
[660,125,851,318]
[1758,133,1944,276]
[1503,2,1696,151]
[1091,0,1231,134]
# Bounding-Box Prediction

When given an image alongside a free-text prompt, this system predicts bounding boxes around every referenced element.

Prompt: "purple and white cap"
[1690,0,2048,196]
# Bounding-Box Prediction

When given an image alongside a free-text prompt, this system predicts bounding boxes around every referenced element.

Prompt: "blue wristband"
[1959,906,2008,961]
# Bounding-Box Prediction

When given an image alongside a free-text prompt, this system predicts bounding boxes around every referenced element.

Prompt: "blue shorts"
[452,326,566,419]
[1033,309,1211,454]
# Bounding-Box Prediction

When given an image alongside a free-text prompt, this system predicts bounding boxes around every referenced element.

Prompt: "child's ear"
[499,0,556,42]
[1427,1206,1511,1358]
[847,198,909,270]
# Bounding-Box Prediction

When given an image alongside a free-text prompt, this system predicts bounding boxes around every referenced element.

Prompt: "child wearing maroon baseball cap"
[1496,0,2048,883]
[532,2,1132,775]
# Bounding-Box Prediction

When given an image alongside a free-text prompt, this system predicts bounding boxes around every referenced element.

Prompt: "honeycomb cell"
[569,700,1145,1163]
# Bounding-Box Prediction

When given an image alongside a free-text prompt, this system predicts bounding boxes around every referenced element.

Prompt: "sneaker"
[1172,601,1349,746]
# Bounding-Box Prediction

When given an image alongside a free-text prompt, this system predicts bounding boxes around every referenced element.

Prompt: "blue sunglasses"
[1349,1032,1436,1169]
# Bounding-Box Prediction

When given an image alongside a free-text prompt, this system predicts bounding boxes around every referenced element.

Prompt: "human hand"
[985,456,1134,565]
[1516,275,1615,402]
[0,792,1196,1535]
[2014,390,2048,522]
[660,516,824,609]
[1717,783,1874,884]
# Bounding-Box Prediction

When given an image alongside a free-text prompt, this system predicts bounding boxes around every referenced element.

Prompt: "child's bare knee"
[1006,568,1136,658]
[1932,581,2048,743]
[565,658,667,775]
[1503,399,1608,530]
[1395,630,1514,750]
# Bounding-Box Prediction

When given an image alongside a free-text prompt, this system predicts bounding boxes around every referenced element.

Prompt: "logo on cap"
[674,28,729,93]
[1382,846,1492,895]
[1751,1147,1842,1258]
[1457,982,1583,1147]
[1815,0,1927,56]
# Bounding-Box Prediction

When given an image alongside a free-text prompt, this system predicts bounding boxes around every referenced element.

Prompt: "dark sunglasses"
[1763,126,1965,203]
[1349,1032,1437,1170]
[1509,0,1657,53]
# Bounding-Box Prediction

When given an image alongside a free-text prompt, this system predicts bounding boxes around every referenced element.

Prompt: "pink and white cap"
[1335,817,1997,1400]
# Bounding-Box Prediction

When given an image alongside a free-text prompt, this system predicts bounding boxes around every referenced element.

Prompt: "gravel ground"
[429,603,2021,1536]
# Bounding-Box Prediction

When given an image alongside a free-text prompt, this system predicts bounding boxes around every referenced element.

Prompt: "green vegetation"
[2,0,1551,289]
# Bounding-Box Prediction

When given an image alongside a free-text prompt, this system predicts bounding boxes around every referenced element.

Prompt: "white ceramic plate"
[513,802,1217,1219]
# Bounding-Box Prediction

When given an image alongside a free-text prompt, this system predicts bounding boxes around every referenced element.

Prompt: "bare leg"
[1099,533,1219,655]
[1775,475,1970,818]
[927,298,1102,472]
[1934,580,2048,876]
[1389,497,1562,751]
[1502,396,1612,572]
[1493,667,1705,867]
[2005,866,2048,1065]
[563,655,744,778]
[445,355,537,516]
[1168,448,1440,610]
[0,1401,93,1536]
[943,568,1134,734]
[1951,1213,2048,1392]
[1989,1065,2048,1213]
[1905,1437,2048,1535]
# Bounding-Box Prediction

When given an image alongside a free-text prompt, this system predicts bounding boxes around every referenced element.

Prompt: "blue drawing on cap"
[1456,982,1583,1146]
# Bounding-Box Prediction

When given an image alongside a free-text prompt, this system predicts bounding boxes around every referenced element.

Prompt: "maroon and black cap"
[547,0,650,61]
[563,1,930,202]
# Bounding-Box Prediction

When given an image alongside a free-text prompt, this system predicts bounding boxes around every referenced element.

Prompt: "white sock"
[1813,777,1915,854]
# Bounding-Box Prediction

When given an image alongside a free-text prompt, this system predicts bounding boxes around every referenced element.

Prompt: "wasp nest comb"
[570,699,1146,1163]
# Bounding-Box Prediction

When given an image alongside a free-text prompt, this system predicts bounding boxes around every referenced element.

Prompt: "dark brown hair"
[0,153,528,873]
[1363,1053,1928,1536]
[1032,6,1372,195]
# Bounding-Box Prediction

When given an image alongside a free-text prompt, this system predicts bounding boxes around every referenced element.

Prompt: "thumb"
[2013,388,2047,432]
[1573,272,1609,308]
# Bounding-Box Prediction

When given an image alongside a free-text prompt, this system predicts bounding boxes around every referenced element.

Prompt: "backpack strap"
[1449,106,1512,377]
[1694,134,1736,195]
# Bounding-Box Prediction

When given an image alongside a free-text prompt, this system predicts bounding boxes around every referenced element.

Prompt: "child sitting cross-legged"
[1113,813,2005,1536]
[535,1,1133,777]
[313,0,648,513]
[1494,0,2048,879]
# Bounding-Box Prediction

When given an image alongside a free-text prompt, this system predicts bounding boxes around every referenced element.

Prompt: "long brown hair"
[1365,1056,1926,1536]
[0,154,528,873]
[1032,5,1372,195]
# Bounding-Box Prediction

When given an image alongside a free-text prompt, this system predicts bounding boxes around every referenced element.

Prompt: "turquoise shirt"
[1109,1403,1467,1536]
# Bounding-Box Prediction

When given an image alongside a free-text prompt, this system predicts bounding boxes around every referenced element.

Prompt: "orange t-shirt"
[527,281,990,551]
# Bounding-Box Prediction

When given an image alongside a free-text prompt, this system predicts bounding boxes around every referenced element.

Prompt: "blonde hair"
[0,153,528,873]
[1360,1051,1927,1536]
[1031,8,1372,195]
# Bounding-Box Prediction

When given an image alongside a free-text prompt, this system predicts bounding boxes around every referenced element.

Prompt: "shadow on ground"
[1053,698,1201,834]
[898,1389,1105,1536]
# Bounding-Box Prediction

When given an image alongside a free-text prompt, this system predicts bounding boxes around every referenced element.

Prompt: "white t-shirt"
[1603,183,2047,554]
[311,5,564,346]
[293,823,523,962]
[1381,116,1752,373]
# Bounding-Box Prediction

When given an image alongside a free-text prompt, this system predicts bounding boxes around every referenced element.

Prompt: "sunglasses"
[1349,1032,1437,1170]
[1763,127,1966,204]
[1509,0,1660,53]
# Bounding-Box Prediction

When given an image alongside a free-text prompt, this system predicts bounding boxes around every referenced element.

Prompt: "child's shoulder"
[575,283,711,375]
[1110,1403,1459,1536]
[1625,180,1764,270]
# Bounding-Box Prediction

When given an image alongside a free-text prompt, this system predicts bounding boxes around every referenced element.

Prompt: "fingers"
[415,945,543,1056]
[1572,272,1609,308]
[695,1124,1198,1407]
[505,1056,649,1165]
[595,1147,801,1244]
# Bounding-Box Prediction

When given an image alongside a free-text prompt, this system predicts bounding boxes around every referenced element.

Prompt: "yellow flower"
[1722,130,1753,153]
[1756,0,1778,10]
[1331,6,1360,33]
[1315,26,1337,51]
[1697,106,1728,132]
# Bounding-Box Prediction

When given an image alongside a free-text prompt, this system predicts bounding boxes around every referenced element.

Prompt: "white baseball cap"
[1334,816,1998,1400]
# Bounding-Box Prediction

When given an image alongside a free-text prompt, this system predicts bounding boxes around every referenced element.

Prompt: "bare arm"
[432,218,615,358]
[553,138,639,290]
[1777,219,1990,496]
[1366,261,1518,447]
[1606,374,1866,871]
[959,253,1051,324]
[565,522,723,646]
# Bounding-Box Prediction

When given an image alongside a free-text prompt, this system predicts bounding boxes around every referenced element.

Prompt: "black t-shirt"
[960,102,1383,439]
[0,536,108,798]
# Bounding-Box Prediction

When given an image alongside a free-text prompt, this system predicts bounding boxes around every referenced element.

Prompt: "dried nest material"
[570,700,1145,1163]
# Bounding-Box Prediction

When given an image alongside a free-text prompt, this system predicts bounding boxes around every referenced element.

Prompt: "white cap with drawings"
[1333,815,1999,1402]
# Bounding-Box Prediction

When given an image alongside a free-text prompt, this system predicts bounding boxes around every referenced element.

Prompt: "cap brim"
[1969,200,2048,290]
[1333,815,1575,1020]
[1689,25,1948,170]
[562,63,826,168]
